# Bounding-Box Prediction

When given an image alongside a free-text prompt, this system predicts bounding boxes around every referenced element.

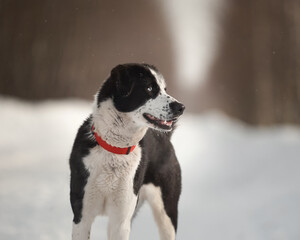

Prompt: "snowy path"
[1,98,300,240]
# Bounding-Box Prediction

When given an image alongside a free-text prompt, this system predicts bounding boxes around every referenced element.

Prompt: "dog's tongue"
[161,120,172,126]
[147,114,172,127]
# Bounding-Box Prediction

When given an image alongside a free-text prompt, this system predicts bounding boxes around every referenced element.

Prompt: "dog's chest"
[83,147,141,195]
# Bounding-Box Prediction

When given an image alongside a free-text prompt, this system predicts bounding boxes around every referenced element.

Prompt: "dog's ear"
[111,64,134,97]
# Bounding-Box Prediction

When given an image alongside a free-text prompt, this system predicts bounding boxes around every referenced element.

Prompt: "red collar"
[91,125,136,155]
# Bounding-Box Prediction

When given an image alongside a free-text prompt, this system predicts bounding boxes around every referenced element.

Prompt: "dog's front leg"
[71,184,101,240]
[72,220,92,240]
[108,218,131,240]
[107,193,137,240]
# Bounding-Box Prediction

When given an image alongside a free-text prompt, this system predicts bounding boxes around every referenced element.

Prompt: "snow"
[1,98,300,240]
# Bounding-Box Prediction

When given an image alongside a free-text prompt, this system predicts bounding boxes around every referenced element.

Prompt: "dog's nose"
[169,102,185,116]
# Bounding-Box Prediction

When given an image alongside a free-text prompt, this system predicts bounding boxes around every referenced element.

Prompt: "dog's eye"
[147,86,153,92]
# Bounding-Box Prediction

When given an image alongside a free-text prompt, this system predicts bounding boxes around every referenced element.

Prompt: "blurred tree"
[201,0,300,125]
[0,0,174,100]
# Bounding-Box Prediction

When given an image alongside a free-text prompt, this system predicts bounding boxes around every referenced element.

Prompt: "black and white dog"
[69,63,185,240]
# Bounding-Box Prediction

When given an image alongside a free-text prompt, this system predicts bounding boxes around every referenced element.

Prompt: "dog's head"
[96,63,185,132]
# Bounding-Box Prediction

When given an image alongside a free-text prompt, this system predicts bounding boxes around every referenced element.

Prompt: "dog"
[69,63,185,240]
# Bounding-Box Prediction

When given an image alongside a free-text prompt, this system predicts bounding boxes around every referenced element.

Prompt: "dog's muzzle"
[169,102,185,117]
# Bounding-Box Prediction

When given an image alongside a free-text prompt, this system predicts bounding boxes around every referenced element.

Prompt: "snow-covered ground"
[1,98,300,240]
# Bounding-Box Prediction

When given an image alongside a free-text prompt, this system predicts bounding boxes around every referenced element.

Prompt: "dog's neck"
[92,99,147,148]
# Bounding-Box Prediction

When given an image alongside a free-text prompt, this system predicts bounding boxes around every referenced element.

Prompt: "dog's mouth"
[143,113,178,130]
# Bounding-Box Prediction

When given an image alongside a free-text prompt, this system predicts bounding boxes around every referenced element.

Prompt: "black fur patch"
[69,115,96,224]
[134,129,181,230]
[97,63,160,112]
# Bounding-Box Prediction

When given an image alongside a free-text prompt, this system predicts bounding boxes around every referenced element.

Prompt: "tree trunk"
[204,0,300,125]
[0,0,174,100]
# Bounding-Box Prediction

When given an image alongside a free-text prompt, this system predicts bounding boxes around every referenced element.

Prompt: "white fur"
[139,184,176,240]
[72,99,144,240]
[92,99,148,147]
[149,68,166,90]
[72,145,141,240]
